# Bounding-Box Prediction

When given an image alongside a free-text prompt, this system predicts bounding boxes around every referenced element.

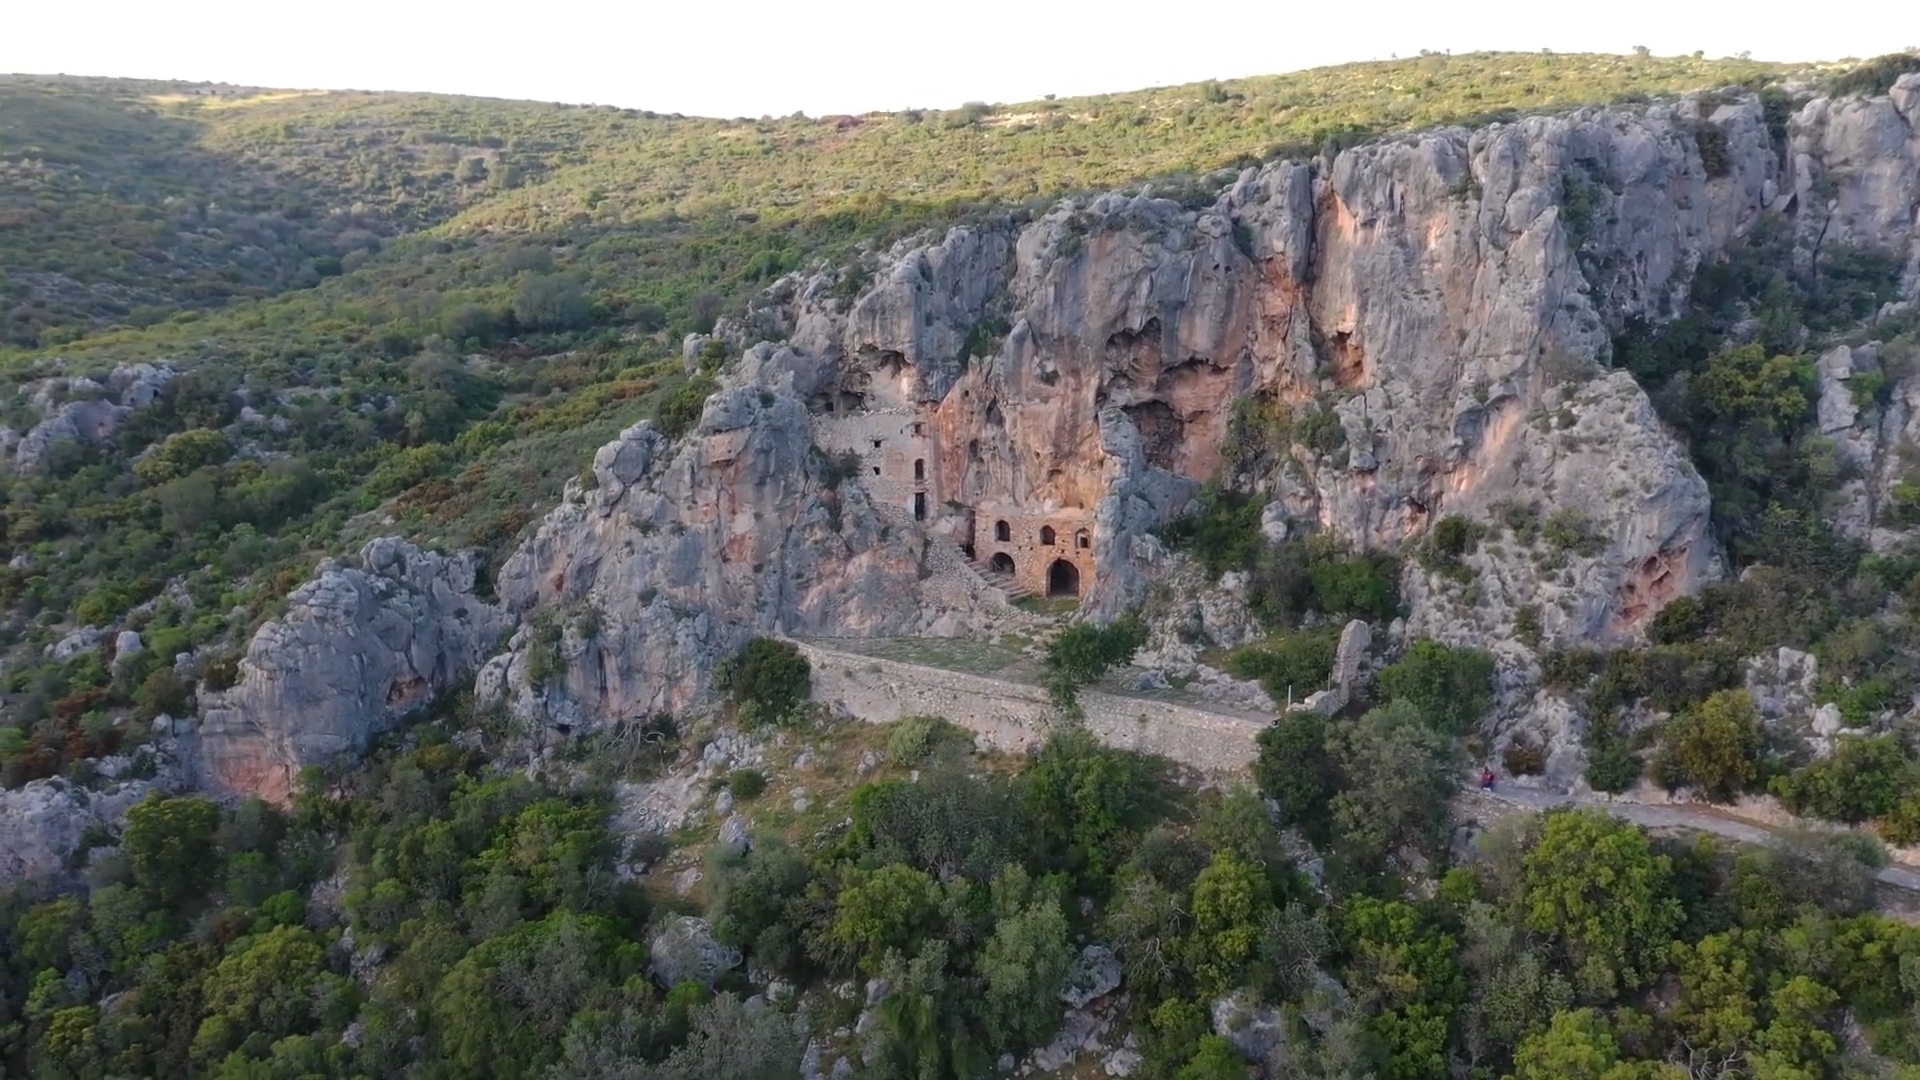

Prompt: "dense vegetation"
[11,664,1918,1079]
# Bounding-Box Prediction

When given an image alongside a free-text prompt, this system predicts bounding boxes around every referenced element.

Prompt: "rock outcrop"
[194,538,507,803]
[4,362,176,473]
[482,83,1920,723]
[1,769,170,880]
[475,382,947,733]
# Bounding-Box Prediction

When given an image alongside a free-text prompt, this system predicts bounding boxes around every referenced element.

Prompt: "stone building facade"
[812,409,940,524]
[813,411,1096,599]
[974,501,1095,598]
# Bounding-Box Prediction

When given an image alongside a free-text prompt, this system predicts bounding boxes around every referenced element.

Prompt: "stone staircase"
[972,561,1035,602]
[871,502,1025,609]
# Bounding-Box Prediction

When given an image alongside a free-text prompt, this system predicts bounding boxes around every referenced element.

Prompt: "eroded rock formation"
[475,386,952,732]
[194,538,507,803]
[179,79,1920,800]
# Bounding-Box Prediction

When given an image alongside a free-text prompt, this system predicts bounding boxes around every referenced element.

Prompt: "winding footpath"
[1465,785,1920,892]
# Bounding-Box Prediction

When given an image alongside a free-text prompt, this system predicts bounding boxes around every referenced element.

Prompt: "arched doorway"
[1047,559,1080,597]
[989,553,1016,575]
[994,520,1011,542]
[1040,525,1057,545]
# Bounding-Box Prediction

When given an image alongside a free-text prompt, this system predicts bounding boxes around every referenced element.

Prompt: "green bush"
[1225,629,1339,703]
[652,375,718,439]
[1771,734,1915,825]
[1160,486,1268,578]
[726,768,768,800]
[717,637,812,726]
[1044,616,1147,708]
[1378,639,1496,734]
[1658,689,1764,802]
[887,715,953,766]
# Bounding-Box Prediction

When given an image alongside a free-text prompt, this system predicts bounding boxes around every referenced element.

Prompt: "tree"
[1512,1009,1668,1080]
[512,273,591,331]
[1377,639,1496,734]
[646,993,805,1080]
[1174,1035,1248,1080]
[830,864,942,975]
[1254,709,1338,847]
[1522,811,1682,998]
[1044,616,1146,708]
[123,793,222,912]
[1022,729,1156,887]
[1663,689,1763,801]
[977,866,1071,1052]
[191,925,352,1065]
[716,637,811,726]
[1326,701,1462,870]
[1186,851,1270,994]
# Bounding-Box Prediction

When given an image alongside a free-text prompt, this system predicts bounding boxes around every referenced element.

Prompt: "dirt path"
[1466,786,1920,892]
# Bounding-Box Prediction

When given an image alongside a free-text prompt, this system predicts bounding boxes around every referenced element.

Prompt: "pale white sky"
[5,0,1913,118]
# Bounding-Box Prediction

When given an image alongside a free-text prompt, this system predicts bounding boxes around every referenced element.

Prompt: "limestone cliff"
[193,538,508,803]
[183,79,1920,796]
[474,385,962,733]
[480,81,1920,728]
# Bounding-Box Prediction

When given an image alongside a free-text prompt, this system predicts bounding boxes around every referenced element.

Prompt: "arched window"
[913,459,925,482]
[995,520,1011,542]
[1040,525,1057,546]
[1076,529,1091,549]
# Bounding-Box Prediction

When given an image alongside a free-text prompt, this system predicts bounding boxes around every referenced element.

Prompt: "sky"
[5,0,1913,118]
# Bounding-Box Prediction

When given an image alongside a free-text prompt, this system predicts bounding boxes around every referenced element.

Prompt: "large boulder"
[1,776,162,880]
[195,538,508,803]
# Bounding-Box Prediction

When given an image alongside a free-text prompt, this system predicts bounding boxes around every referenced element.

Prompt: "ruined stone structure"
[813,410,1098,599]
[974,501,1096,598]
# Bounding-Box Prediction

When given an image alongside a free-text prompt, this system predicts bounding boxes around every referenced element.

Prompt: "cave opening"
[990,552,1016,574]
[1047,559,1080,597]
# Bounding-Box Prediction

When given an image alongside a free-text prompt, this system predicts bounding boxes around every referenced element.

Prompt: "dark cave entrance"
[1047,559,1080,598]
[989,553,1016,575]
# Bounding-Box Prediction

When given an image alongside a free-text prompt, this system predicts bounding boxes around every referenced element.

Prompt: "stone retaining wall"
[797,642,1263,773]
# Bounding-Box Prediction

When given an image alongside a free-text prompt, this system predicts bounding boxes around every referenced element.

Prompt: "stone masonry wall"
[797,642,1262,773]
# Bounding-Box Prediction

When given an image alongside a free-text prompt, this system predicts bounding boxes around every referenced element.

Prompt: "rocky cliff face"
[482,80,1920,730]
[193,538,507,803]
[473,384,963,733]
[178,79,1920,800]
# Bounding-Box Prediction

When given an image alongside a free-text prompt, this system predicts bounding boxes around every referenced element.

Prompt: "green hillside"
[7,49,1920,1080]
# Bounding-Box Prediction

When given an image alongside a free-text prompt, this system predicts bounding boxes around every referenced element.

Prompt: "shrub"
[1584,725,1643,794]
[1771,734,1914,824]
[1502,736,1547,777]
[726,769,767,801]
[652,375,718,439]
[512,273,592,331]
[887,715,950,766]
[1160,486,1268,578]
[1045,616,1147,708]
[1225,629,1339,703]
[716,637,812,726]
[1378,639,1496,734]
[1420,515,1483,580]
[1659,688,1764,802]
